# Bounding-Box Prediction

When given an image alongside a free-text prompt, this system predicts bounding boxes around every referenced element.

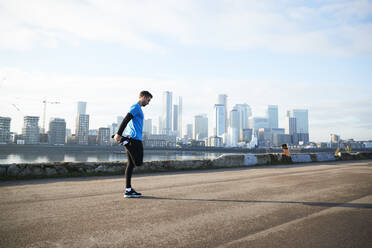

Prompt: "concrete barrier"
[291,154,312,163]
[353,152,372,160]
[1,152,371,180]
[255,154,272,165]
[211,154,245,167]
[337,152,359,160]
[244,154,258,166]
[314,153,336,162]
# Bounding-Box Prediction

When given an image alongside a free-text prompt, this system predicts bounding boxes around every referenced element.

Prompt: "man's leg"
[125,150,135,189]
[124,142,142,198]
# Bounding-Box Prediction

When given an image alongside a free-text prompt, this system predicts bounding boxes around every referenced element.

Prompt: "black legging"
[124,139,143,188]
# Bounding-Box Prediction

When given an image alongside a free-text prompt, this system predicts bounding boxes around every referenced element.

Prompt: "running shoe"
[124,189,142,198]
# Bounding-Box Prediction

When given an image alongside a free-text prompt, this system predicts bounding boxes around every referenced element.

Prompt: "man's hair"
[139,90,153,98]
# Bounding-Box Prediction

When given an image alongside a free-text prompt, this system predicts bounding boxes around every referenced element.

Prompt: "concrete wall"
[1,152,372,179]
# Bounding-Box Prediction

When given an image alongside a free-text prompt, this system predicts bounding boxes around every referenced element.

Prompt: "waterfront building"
[257,128,285,147]
[266,105,278,128]
[178,96,183,138]
[229,108,240,145]
[194,115,208,140]
[272,128,285,135]
[88,134,97,145]
[257,128,272,147]
[285,116,297,135]
[214,104,225,137]
[248,117,269,135]
[242,128,253,143]
[22,116,40,144]
[76,114,89,145]
[217,94,228,133]
[75,101,90,145]
[163,91,173,135]
[208,136,223,147]
[14,134,25,144]
[173,105,178,136]
[48,118,66,145]
[143,134,177,147]
[97,127,110,146]
[0,116,11,144]
[330,134,341,143]
[317,142,328,149]
[152,125,158,135]
[297,133,310,145]
[234,104,252,129]
[89,129,98,136]
[144,119,152,135]
[227,127,239,147]
[186,124,193,140]
[288,109,309,134]
[158,116,163,135]
[273,133,292,147]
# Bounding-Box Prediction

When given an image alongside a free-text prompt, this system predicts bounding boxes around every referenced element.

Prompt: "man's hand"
[114,134,121,142]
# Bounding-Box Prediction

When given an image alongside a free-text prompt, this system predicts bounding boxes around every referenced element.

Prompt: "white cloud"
[0,0,371,55]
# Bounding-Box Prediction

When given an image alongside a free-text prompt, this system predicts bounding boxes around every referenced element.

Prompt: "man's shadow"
[141,196,372,209]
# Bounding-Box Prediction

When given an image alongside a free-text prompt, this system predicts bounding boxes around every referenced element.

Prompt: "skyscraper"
[288,109,309,134]
[48,118,66,145]
[158,116,164,135]
[228,108,240,146]
[0,117,11,144]
[173,104,178,135]
[234,104,251,129]
[186,124,193,139]
[22,116,40,144]
[288,109,309,144]
[214,104,225,137]
[242,128,253,143]
[143,119,152,135]
[97,127,110,146]
[248,117,269,135]
[194,115,208,140]
[77,101,87,115]
[178,96,183,138]
[163,91,173,135]
[75,102,89,145]
[285,116,297,135]
[76,114,89,145]
[217,94,228,133]
[266,105,278,128]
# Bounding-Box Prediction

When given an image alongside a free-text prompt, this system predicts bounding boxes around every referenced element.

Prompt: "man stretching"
[114,90,152,198]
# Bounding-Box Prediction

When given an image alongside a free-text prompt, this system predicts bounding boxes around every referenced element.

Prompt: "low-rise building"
[143,134,177,147]
[0,117,11,144]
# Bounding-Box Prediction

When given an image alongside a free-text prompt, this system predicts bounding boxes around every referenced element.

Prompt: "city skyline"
[0,1,371,142]
[0,94,370,143]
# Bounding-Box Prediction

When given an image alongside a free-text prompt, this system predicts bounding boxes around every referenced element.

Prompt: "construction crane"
[42,100,60,133]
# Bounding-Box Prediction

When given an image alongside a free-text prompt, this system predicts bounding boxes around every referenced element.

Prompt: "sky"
[0,0,371,142]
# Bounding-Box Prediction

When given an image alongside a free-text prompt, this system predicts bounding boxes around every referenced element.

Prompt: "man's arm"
[114,113,134,142]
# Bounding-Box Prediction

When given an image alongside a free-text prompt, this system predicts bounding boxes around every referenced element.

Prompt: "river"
[0,150,228,164]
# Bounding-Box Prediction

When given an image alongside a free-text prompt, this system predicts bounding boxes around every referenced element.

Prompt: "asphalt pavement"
[1,160,371,248]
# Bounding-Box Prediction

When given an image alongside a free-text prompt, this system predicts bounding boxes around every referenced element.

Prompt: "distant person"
[114,90,152,198]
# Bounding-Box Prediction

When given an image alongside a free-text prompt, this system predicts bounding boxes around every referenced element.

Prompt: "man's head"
[139,90,153,107]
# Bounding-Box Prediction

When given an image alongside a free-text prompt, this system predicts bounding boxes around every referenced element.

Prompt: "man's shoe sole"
[124,194,142,198]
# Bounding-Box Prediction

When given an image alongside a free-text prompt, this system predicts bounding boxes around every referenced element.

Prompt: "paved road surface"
[1,160,372,248]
